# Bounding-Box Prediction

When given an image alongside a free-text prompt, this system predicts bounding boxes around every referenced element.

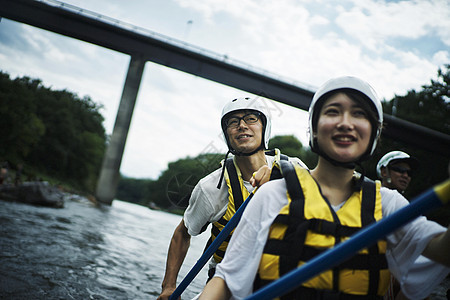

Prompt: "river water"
[1,196,449,300]
[0,196,210,299]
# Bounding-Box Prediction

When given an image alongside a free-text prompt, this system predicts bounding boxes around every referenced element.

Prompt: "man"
[157,97,306,300]
[377,151,440,300]
[376,151,419,193]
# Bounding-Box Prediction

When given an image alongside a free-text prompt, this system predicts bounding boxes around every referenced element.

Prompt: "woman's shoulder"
[258,178,287,195]
[242,179,289,228]
[250,179,288,210]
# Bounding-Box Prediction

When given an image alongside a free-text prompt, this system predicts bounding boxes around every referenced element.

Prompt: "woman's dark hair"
[311,88,379,138]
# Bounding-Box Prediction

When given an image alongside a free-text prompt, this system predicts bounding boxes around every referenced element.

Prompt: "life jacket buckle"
[309,219,340,236]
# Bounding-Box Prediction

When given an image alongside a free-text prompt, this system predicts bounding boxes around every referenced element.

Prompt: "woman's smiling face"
[315,92,372,163]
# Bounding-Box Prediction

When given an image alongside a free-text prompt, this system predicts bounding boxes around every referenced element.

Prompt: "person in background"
[199,76,450,300]
[157,97,306,300]
[377,151,443,300]
[376,151,418,194]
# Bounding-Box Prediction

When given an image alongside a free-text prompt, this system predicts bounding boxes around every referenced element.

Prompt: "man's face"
[225,110,263,154]
[381,161,412,193]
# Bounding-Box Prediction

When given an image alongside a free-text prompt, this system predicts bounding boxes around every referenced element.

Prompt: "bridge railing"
[36,0,316,92]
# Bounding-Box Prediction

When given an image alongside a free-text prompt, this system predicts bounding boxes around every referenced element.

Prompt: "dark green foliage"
[148,153,223,209]
[116,176,152,205]
[382,65,449,135]
[0,73,45,162]
[0,71,107,192]
[268,135,317,169]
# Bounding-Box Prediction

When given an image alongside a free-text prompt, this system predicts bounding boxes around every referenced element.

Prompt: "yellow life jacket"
[255,160,389,299]
[206,149,288,264]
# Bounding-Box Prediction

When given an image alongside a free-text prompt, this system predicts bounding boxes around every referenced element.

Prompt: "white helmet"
[376,151,419,178]
[308,76,383,162]
[221,97,271,155]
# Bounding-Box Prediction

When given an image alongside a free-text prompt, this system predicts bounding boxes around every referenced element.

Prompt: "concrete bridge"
[1,0,449,204]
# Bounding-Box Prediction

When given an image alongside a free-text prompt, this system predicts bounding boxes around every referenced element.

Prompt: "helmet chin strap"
[217,150,231,189]
[311,140,369,191]
[216,142,264,189]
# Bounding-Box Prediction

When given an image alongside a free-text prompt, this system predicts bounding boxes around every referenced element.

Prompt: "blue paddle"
[169,191,256,300]
[246,179,450,300]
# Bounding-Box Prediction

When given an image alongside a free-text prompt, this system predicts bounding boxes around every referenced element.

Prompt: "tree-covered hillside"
[0,71,107,192]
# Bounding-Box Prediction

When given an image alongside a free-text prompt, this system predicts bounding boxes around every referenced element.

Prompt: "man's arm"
[158,219,191,300]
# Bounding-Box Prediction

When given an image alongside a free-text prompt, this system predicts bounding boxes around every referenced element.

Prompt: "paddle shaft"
[169,192,254,300]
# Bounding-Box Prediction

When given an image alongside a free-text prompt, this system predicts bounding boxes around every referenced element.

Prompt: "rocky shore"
[0,181,68,208]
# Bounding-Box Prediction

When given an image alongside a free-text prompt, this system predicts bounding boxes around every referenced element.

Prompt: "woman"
[199,76,449,300]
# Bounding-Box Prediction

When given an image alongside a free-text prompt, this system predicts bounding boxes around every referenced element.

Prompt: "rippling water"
[0,197,210,299]
[2,197,449,300]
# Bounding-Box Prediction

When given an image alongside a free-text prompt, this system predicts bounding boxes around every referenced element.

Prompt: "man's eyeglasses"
[225,112,261,129]
[389,166,413,177]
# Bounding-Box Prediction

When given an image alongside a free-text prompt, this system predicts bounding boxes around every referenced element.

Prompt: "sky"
[1,0,449,179]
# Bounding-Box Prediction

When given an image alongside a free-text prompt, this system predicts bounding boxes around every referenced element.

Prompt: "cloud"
[432,51,450,66]
[335,0,450,51]
[171,0,448,93]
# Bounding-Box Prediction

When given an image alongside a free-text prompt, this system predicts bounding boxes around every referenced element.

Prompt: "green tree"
[32,88,106,190]
[268,135,317,169]
[116,176,153,205]
[0,71,107,192]
[147,153,223,209]
[383,65,449,135]
[0,73,45,163]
